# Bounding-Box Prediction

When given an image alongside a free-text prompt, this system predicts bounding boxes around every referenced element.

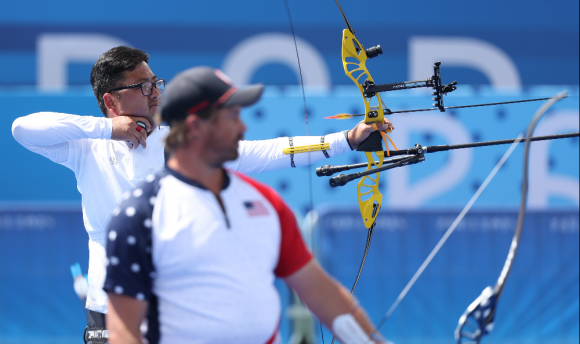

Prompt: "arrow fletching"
[324,113,365,120]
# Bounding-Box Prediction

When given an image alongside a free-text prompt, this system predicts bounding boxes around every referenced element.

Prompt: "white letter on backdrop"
[37,34,129,90]
[222,33,330,90]
[529,111,579,208]
[409,37,521,90]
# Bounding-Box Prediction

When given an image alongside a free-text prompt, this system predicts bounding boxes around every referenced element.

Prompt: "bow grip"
[356,130,384,152]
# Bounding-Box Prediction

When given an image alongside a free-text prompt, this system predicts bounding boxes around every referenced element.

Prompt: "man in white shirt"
[11,46,393,343]
[105,65,389,344]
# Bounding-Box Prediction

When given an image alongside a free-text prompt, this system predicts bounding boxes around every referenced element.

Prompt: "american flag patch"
[244,200,269,216]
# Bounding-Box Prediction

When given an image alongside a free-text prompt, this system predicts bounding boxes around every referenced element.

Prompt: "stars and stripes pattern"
[244,200,269,216]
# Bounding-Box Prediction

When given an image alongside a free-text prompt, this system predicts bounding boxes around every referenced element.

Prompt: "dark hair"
[90,46,149,116]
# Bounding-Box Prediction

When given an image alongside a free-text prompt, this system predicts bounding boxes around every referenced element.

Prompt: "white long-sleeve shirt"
[12,112,353,313]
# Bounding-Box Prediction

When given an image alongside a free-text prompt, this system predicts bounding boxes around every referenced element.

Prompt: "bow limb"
[455,91,568,343]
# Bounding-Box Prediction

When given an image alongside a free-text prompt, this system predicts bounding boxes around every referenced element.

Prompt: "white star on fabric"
[131,263,140,273]
[126,207,136,217]
[143,219,152,228]
[127,235,137,245]
[108,231,117,241]
[112,208,121,216]
[133,189,143,197]
[136,293,145,301]
[150,271,157,279]
[123,191,131,200]
[146,174,156,183]
[114,285,124,294]
[110,256,119,266]
[149,196,156,206]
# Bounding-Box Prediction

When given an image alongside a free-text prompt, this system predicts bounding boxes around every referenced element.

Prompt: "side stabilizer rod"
[316,155,414,177]
[329,155,424,187]
[328,144,426,187]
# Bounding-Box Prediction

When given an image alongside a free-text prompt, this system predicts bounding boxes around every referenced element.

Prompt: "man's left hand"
[347,119,394,150]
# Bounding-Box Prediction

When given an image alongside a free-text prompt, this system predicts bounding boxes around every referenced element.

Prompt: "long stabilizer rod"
[316,132,579,177]
[394,132,579,155]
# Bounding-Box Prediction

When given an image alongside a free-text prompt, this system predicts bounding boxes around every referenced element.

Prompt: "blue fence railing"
[0,207,577,343]
[314,208,580,344]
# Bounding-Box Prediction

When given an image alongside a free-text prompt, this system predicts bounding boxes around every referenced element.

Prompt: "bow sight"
[363,61,458,116]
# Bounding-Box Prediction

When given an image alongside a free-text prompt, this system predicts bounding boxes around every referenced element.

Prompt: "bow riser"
[358,151,384,228]
[341,28,388,229]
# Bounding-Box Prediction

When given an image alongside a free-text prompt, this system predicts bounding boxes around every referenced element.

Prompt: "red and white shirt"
[104,167,313,344]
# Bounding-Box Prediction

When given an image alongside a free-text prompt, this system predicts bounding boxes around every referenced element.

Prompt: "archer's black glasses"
[108,79,165,96]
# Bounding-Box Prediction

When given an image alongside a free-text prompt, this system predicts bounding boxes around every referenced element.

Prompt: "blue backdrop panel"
[0,208,577,343]
[0,23,577,87]
[1,90,98,202]
[0,206,88,343]
[0,0,578,87]
[315,208,580,344]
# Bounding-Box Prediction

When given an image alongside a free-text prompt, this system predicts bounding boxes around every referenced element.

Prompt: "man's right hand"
[111,116,151,149]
